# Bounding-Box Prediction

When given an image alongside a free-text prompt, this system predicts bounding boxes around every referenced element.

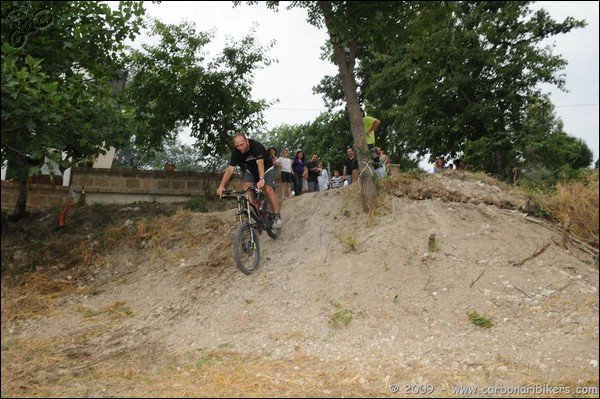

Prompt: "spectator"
[343,148,359,185]
[307,154,321,192]
[268,146,278,164]
[454,159,467,170]
[374,147,390,179]
[291,150,307,196]
[275,149,293,198]
[362,108,381,151]
[433,157,445,173]
[330,169,344,189]
[268,146,278,190]
[318,161,329,191]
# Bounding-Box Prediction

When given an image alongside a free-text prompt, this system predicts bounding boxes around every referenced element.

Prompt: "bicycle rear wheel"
[233,222,260,275]
[262,195,281,239]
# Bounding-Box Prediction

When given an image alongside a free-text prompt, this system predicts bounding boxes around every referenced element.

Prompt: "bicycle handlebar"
[220,186,262,199]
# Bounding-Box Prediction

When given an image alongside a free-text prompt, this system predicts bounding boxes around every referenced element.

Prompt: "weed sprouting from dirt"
[327,300,355,329]
[466,310,494,328]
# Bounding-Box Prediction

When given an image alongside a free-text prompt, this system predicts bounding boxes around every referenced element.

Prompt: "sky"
[138,1,599,166]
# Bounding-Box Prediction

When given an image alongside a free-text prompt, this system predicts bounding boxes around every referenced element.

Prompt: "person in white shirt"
[374,147,390,179]
[317,162,329,191]
[275,149,294,198]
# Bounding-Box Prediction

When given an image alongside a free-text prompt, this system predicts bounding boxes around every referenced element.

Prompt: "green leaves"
[123,18,274,158]
[1,1,147,217]
[328,1,588,179]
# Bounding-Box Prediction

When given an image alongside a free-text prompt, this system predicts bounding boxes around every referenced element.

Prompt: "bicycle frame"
[233,187,267,231]
[221,186,280,275]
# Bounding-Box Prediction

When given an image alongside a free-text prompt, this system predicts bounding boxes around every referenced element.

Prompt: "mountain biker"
[217,133,282,228]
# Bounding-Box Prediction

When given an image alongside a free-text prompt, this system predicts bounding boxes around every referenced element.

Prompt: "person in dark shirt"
[306,154,322,192]
[291,149,307,196]
[217,133,282,228]
[343,148,359,185]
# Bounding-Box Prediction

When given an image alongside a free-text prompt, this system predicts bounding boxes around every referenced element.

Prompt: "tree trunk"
[494,147,505,178]
[14,155,29,219]
[318,1,377,213]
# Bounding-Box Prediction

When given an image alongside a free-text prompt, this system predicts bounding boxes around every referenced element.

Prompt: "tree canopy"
[123,19,275,160]
[249,1,591,188]
[2,1,593,218]
[1,1,145,217]
[1,2,273,217]
[354,1,589,177]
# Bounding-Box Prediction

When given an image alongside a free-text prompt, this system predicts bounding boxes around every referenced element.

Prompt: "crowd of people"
[215,110,390,228]
[271,143,391,196]
[218,138,392,200]
[213,108,487,232]
[274,148,364,197]
[432,156,468,173]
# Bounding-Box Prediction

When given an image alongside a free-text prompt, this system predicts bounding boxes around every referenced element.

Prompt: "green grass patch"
[466,310,493,328]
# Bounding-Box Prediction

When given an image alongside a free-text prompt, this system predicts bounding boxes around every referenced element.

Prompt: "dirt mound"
[1,173,598,397]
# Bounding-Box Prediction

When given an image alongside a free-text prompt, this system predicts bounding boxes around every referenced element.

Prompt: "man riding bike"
[217,133,283,229]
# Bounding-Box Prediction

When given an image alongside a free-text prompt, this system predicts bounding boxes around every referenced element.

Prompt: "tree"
[517,96,593,185]
[461,94,593,183]
[1,1,145,218]
[123,19,274,161]
[258,111,356,175]
[241,1,399,212]
[116,136,221,172]
[357,1,586,178]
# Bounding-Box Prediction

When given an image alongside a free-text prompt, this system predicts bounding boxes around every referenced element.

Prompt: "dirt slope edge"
[1,174,598,397]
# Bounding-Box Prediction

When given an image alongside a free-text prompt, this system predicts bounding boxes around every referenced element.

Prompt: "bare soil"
[1,172,598,398]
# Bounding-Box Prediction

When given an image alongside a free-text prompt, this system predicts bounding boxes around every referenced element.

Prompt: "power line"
[267,103,599,111]
[554,103,599,108]
[269,107,327,112]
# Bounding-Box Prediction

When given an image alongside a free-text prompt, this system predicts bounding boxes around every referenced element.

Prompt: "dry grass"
[2,344,597,397]
[377,170,599,252]
[465,170,513,189]
[2,172,598,398]
[376,171,523,212]
[537,170,599,248]
[1,272,74,323]
[140,351,383,398]
[376,172,477,205]
[0,211,194,324]
[100,209,193,250]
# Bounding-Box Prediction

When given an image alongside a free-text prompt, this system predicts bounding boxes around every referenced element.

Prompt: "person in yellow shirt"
[362,108,380,151]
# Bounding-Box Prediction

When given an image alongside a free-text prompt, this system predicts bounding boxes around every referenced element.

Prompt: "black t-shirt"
[306,161,320,182]
[229,139,273,179]
[344,157,359,173]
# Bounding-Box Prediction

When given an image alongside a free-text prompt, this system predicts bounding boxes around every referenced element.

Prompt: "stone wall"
[1,167,245,211]
[1,181,71,211]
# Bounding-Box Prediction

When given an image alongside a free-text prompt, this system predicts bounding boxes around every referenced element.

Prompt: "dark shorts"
[244,166,275,187]
[281,171,292,183]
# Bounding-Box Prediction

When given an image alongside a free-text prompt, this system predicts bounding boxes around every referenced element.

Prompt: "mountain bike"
[220,186,281,275]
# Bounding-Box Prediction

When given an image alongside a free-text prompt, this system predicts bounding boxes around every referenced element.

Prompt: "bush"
[537,169,599,248]
[186,196,208,213]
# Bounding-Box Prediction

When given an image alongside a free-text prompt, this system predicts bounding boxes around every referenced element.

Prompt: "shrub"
[186,196,208,213]
[538,169,599,248]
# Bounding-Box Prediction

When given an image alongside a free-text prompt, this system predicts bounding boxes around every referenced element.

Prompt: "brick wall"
[1,167,247,211]
[1,181,72,211]
[69,167,225,197]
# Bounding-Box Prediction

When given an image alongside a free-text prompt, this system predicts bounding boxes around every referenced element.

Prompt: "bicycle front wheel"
[233,222,260,275]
